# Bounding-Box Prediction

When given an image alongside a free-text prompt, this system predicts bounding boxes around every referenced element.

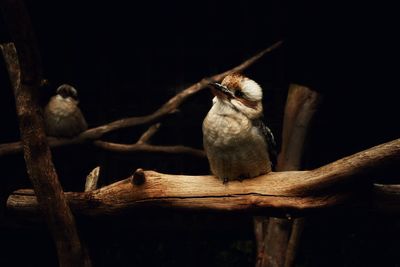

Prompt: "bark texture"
[7,138,400,216]
[256,84,321,267]
[0,1,90,266]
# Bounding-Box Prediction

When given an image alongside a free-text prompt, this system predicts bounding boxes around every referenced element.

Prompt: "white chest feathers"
[202,107,271,181]
[44,95,88,138]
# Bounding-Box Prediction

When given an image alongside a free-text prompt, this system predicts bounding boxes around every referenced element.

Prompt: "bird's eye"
[234,90,244,98]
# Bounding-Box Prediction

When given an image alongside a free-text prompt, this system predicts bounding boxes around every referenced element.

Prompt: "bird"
[44,84,88,138]
[202,73,276,183]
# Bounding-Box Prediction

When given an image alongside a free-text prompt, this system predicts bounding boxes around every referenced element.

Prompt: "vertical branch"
[281,85,320,267]
[277,84,321,171]
[85,167,100,192]
[254,216,269,265]
[284,217,306,267]
[255,84,321,267]
[0,1,91,266]
[136,123,161,144]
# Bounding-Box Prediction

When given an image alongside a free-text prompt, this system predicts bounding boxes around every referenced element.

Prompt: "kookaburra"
[202,73,276,183]
[44,84,88,138]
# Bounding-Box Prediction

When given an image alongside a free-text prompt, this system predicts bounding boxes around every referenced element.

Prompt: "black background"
[1,1,399,266]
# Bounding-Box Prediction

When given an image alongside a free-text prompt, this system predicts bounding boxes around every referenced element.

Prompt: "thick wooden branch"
[0,41,282,157]
[7,138,400,216]
[0,1,90,265]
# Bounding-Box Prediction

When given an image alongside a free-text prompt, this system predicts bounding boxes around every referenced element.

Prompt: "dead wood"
[136,123,161,144]
[256,84,321,267]
[93,141,205,157]
[6,138,400,216]
[0,1,90,265]
[85,167,100,192]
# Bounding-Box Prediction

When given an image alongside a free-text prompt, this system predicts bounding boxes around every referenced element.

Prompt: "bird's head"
[209,73,263,119]
[56,84,79,101]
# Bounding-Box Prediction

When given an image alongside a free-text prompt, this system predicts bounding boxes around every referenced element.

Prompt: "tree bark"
[284,217,305,267]
[6,138,400,216]
[0,1,90,266]
[255,84,321,267]
[85,167,100,192]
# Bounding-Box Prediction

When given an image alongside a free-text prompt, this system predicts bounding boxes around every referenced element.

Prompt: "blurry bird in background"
[44,84,88,138]
[202,73,276,183]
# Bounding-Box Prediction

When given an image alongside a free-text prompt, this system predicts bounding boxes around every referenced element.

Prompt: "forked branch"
[0,41,283,157]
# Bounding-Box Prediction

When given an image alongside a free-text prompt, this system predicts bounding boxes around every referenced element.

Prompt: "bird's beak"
[208,82,233,99]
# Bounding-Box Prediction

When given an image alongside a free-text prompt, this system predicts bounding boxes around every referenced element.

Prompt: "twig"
[6,138,400,216]
[85,166,100,192]
[0,2,90,265]
[0,41,283,157]
[136,123,161,144]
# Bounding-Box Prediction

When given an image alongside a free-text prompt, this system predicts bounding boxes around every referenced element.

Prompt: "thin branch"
[0,136,82,156]
[0,141,24,156]
[0,41,283,157]
[136,123,161,144]
[7,138,400,216]
[94,141,206,158]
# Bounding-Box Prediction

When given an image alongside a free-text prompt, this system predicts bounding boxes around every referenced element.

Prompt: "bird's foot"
[222,177,229,184]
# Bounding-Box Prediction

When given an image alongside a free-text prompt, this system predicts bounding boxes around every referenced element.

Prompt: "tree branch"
[93,141,206,157]
[136,123,161,144]
[7,138,400,216]
[0,0,90,264]
[256,84,321,267]
[281,85,321,267]
[277,84,321,171]
[0,41,283,157]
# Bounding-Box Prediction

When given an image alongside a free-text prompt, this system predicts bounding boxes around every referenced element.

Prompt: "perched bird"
[202,73,276,183]
[44,84,88,138]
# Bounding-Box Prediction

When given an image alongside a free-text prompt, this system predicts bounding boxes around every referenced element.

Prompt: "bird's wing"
[253,118,277,169]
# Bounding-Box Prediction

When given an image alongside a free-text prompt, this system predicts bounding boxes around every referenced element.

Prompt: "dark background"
[1,1,399,266]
